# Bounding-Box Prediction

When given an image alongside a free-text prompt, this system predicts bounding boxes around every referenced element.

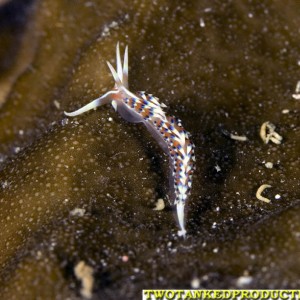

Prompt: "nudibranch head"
[64,43,134,117]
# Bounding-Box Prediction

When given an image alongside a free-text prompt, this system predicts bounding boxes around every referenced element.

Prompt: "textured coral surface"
[0,1,299,299]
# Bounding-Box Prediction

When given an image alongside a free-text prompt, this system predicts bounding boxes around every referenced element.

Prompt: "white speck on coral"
[54,100,61,109]
[215,164,221,172]
[1,181,9,188]
[74,261,94,299]
[191,277,201,289]
[236,275,253,287]
[265,162,273,169]
[121,255,129,262]
[199,18,205,27]
[153,198,165,211]
[14,147,21,154]
[70,208,86,217]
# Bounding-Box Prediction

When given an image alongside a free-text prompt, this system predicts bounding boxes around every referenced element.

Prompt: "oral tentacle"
[106,61,122,88]
[116,42,123,82]
[123,45,129,88]
[64,91,117,117]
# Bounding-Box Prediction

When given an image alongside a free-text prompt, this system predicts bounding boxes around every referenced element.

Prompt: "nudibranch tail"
[176,201,186,237]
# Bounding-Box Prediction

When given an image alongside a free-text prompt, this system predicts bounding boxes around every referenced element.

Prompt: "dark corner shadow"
[0,0,36,73]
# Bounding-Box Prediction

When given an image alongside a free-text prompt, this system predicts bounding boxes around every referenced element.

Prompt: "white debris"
[0,154,6,163]
[121,255,129,262]
[14,147,21,154]
[199,18,205,27]
[275,194,281,200]
[153,198,165,211]
[177,229,186,237]
[215,164,221,172]
[256,184,272,203]
[236,275,253,287]
[74,261,94,299]
[1,181,8,189]
[264,162,273,169]
[84,2,93,7]
[191,277,201,289]
[36,250,42,259]
[100,20,119,38]
[54,100,60,109]
[204,7,212,13]
[61,118,69,126]
[70,208,86,217]
[292,81,300,99]
[229,133,248,141]
[281,109,289,114]
[260,122,282,144]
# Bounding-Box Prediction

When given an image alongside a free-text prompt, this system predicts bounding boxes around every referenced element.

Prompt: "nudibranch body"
[65,43,195,237]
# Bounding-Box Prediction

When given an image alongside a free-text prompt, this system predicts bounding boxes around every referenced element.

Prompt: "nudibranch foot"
[64,43,195,237]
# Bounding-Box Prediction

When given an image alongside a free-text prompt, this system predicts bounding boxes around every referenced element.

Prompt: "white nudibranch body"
[64,43,196,237]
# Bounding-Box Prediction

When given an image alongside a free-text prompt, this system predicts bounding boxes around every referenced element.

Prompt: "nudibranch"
[64,43,195,237]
